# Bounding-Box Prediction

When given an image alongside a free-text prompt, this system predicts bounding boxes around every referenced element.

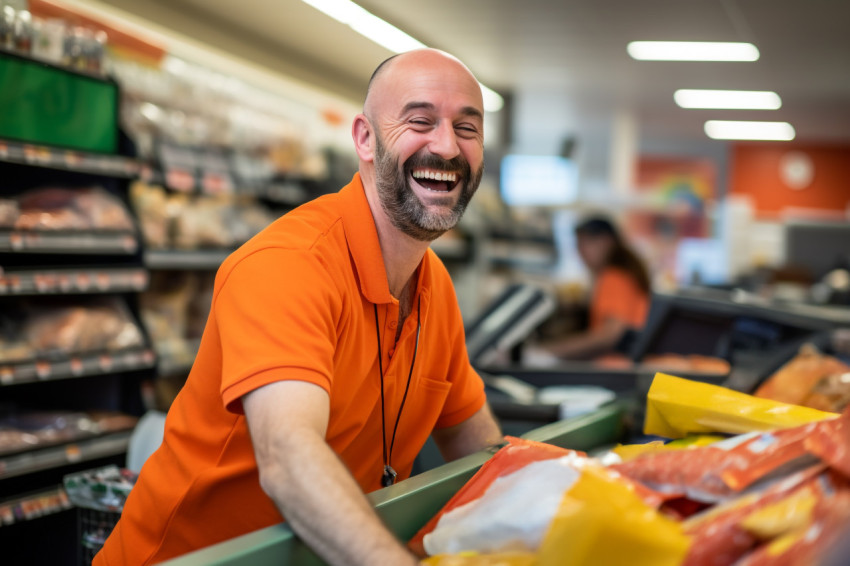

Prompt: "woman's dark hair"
[575,216,651,294]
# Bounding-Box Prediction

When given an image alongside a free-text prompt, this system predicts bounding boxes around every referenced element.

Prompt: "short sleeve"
[215,249,341,413]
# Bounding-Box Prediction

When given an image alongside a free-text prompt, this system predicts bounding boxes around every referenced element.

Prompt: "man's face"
[366,54,486,242]
[373,131,483,241]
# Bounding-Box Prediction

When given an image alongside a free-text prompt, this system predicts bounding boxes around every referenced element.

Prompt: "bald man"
[95,49,502,566]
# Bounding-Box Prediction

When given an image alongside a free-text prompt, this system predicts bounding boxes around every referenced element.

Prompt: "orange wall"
[730,143,850,218]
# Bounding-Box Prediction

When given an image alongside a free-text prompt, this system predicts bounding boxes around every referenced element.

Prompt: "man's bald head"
[363,48,482,119]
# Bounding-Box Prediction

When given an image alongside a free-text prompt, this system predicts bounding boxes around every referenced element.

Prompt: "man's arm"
[543,317,626,360]
[431,403,503,462]
[243,380,417,566]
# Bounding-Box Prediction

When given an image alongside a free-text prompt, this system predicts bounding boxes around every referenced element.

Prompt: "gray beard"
[373,137,483,242]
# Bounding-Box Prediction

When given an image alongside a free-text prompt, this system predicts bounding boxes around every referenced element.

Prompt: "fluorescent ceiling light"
[302,0,504,112]
[675,89,781,110]
[704,120,795,141]
[628,41,759,61]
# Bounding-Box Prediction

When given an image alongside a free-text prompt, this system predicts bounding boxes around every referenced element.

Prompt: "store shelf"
[0,485,72,527]
[0,230,138,255]
[0,267,148,296]
[0,347,156,387]
[0,431,132,481]
[0,139,140,179]
[144,249,233,271]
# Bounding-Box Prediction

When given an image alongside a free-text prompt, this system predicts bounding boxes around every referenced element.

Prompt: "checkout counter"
[162,286,850,564]
[160,404,626,566]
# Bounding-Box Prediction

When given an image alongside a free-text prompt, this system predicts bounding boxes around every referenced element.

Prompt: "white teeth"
[412,169,458,183]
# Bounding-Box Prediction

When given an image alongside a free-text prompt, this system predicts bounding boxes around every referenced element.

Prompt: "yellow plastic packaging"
[739,486,817,540]
[612,434,724,461]
[536,465,690,566]
[645,373,837,439]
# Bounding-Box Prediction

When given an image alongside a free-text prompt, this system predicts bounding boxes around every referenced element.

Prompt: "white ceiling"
[105,0,850,144]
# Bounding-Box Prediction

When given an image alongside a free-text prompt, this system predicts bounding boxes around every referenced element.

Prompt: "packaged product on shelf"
[24,298,145,355]
[226,200,277,245]
[755,344,850,411]
[140,271,197,366]
[0,428,39,455]
[129,181,169,248]
[0,298,145,364]
[14,187,134,231]
[0,199,18,227]
[0,410,137,456]
[172,196,231,249]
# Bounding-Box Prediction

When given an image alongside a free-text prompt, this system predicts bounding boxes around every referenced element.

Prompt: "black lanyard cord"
[373,294,421,487]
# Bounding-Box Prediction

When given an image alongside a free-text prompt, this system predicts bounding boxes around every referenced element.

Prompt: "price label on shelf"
[65,445,82,463]
[22,145,38,162]
[0,142,8,159]
[35,361,51,379]
[9,232,24,251]
[63,151,82,168]
[0,367,14,385]
[69,358,84,376]
[75,272,92,291]
[96,272,110,290]
[99,354,113,372]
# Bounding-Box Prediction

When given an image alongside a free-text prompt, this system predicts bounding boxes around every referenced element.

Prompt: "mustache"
[404,151,471,178]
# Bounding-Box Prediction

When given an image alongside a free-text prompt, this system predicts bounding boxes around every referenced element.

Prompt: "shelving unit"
[0,267,148,296]
[0,49,154,563]
[0,139,140,179]
[0,431,133,481]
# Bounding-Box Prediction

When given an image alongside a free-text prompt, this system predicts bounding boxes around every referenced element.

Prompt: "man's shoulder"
[219,192,348,277]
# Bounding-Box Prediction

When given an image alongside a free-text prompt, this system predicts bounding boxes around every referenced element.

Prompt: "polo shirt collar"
[339,173,395,305]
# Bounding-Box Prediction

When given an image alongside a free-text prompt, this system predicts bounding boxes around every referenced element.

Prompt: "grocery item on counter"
[0,410,138,456]
[535,463,689,566]
[645,372,836,439]
[755,344,850,412]
[0,298,145,362]
[10,187,135,231]
[642,353,731,375]
[416,374,850,566]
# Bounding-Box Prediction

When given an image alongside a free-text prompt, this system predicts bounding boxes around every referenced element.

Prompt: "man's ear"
[352,114,375,163]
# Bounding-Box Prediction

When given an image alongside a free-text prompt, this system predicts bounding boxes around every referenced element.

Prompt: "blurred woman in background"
[547,216,651,360]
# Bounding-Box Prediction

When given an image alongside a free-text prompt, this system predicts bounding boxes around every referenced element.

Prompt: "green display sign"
[0,52,118,154]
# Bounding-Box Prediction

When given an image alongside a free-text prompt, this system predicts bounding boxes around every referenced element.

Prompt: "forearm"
[257,426,417,566]
[433,403,503,462]
[545,330,619,360]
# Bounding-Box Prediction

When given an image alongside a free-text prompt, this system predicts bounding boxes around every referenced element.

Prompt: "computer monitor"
[500,154,579,207]
[785,220,850,280]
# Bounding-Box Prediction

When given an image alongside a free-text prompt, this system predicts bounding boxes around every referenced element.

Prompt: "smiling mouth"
[410,168,461,193]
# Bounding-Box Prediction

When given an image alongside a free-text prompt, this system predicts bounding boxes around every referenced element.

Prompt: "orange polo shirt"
[96,173,486,565]
[589,267,649,331]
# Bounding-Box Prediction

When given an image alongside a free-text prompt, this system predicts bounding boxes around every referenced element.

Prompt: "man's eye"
[410,120,430,126]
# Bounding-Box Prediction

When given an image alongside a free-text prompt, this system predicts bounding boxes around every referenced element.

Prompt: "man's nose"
[427,121,461,160]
